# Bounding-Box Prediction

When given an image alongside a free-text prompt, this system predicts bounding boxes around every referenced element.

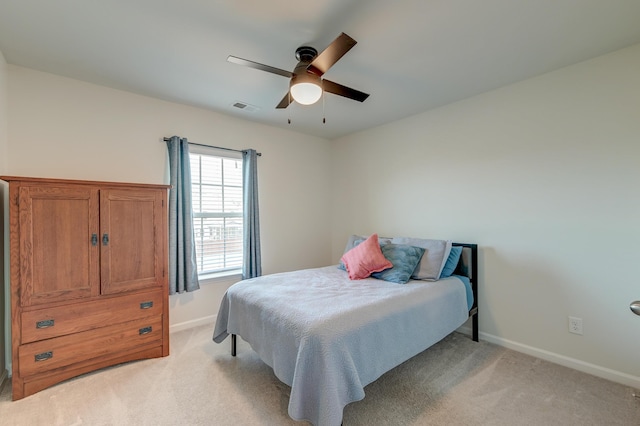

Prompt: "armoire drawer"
[19,316,163,377]
[21,289,163,344]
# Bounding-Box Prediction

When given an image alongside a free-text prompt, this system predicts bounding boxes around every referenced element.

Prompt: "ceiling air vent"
[231,101,260,113]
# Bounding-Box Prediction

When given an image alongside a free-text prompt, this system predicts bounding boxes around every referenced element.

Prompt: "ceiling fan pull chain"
[288,91,292,124]
[322,80,326,124]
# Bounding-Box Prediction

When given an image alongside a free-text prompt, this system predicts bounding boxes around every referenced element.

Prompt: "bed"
[213,241,478,426]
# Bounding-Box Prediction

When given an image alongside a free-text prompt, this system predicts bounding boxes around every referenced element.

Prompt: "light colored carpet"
[1,324,638,425]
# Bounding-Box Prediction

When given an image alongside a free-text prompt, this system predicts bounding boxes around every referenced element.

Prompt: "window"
[189,146,243,276]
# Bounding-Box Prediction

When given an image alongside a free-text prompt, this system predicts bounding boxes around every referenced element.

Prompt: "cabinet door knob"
[102,233,109,246]
[91,234,98,246]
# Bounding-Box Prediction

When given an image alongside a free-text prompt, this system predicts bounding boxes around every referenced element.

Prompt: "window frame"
[188,144,244,279]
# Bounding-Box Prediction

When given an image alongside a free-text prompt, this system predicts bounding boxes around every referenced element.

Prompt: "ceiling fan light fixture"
[290,73,322,105]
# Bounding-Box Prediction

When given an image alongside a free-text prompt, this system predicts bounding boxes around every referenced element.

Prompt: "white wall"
[5,65,334,337]
[0,50,8,384]
[331,44,640,387]
[4,43,640,390]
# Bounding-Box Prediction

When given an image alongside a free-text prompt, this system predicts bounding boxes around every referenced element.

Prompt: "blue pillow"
[371,244,425,284]
[453,274,474,310]
[439,246,463,278]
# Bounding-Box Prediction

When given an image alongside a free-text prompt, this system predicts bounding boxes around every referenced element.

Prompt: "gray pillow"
[390,237,452,280]
[342,234,391,255]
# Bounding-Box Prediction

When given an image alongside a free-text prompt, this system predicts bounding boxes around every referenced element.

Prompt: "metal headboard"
[452,243,479,342]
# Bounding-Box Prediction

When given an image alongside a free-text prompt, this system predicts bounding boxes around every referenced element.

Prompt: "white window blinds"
[189,146,243,275]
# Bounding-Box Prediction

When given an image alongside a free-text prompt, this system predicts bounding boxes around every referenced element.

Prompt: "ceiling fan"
[227,33,370,109]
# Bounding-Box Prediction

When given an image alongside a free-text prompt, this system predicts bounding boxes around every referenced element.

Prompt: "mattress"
[213,265,471,426]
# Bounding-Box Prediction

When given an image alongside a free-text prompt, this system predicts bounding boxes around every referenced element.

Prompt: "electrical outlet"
[569,316,583,335]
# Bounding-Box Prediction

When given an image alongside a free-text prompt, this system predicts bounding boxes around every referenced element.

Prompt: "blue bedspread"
[213,266,471,426]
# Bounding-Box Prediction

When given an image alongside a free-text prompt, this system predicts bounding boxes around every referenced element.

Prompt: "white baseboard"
[457,325,640,389]
[169,314,217,334]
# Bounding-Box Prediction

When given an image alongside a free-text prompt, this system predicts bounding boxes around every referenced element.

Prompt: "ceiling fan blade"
[227,56,293,78]
[307,33,357,77]
[322,79,369,102]
[276,92,292,109]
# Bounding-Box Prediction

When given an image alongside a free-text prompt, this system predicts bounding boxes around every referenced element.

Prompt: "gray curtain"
[166,136,200,294]
[242,149,262,279]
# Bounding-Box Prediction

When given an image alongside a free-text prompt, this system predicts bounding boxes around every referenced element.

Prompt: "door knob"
[631,301,640,316]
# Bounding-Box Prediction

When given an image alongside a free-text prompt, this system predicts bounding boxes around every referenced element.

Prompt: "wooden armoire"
[1,176,170,400]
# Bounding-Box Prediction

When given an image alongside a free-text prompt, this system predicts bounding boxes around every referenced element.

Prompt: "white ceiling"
[1,0,640,140]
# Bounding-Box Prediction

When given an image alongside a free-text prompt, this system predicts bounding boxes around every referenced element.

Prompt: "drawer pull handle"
[36,319,55,329]
[35,351,53,362]
[140,301,153,309]
[139,326,152,335]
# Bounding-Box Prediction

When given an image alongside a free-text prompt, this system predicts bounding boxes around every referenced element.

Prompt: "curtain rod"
[162,137,261,156]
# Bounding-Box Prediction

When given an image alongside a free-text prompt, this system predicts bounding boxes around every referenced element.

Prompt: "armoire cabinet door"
[100,188,165,294]
[18,186,100,306]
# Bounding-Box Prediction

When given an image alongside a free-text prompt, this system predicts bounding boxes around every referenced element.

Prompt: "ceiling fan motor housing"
[295,46,318,63]
[290,47,322,105]
[292,46,320,86]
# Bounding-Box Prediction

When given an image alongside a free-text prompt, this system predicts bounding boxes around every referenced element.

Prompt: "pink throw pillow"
[341,234,393,280]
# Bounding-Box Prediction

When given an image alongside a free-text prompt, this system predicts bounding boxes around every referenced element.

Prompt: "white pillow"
[390,237,452,280]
